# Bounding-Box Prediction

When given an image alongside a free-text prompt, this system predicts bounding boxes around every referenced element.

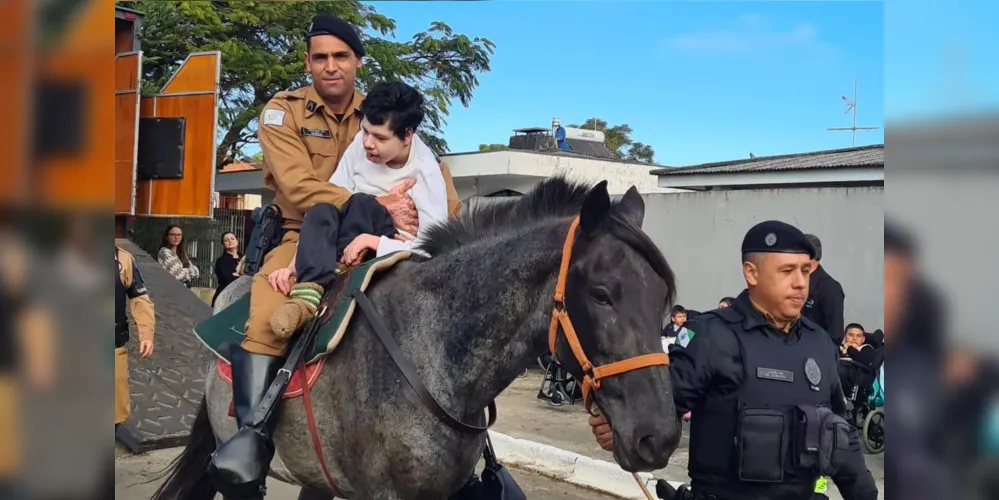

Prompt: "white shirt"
[329,132,448,258]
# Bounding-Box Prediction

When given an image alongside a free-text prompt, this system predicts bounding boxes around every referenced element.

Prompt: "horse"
[150,177,682,500]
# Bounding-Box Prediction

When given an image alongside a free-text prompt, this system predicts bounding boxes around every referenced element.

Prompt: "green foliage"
[125,1,494,168]
[478,143,508,152]
[571,118,657,164]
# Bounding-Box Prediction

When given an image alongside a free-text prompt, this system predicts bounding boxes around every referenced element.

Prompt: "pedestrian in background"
[803,233,845,346]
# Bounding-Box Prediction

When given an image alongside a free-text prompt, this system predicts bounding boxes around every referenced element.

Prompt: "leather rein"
[548,216,671,413]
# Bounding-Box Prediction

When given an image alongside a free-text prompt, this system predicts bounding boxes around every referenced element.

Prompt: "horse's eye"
[590,288,612,305]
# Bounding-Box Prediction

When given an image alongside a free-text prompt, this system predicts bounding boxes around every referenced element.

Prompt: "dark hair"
[360,82,425,139]
[804,233,822,261]
[719,297,735,306]
[845,323,865,334]
[220,231,236,244]
[161,225,190,266]
[671,305,686,316]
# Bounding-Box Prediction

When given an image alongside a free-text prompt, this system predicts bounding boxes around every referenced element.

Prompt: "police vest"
[115,248,129,348]
[688,307,835,487]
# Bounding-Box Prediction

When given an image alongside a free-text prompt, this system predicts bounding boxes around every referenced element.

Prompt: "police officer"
[210,13,463,498]
[589,221,879,500]
[115,245,155,428]
[802,234,845,346]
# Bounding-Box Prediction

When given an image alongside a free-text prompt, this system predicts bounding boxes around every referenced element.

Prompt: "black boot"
[209,346,283,499]
[448,474,485,500]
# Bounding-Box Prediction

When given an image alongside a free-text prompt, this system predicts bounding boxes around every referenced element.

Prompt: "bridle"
[547,216,671,414]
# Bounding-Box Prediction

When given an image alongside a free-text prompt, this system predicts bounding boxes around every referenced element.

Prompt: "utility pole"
[827,78,880,147]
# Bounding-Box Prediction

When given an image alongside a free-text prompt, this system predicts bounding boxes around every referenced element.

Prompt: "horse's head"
[554,181,680,472]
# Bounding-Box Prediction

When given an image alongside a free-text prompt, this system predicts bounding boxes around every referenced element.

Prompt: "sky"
[372,1,886,167]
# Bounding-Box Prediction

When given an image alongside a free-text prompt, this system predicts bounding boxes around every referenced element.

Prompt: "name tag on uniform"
[757,367,794,383]
[300,127,332,139]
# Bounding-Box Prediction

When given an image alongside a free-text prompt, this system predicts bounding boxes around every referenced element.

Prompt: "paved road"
[115,446,619,500]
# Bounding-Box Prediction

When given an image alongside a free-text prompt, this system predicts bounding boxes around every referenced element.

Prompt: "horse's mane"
[418,175,677,305]
[418,175,593,256]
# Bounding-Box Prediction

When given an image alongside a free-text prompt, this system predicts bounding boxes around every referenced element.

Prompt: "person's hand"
[268,265,296,295]
[589,414,614,451]
[376,179,420,235]
[139,339,154,359]
[341,234,379,267]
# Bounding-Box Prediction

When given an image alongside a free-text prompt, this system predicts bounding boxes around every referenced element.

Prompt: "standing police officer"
[588,220,878,500]
[115,245,155,428]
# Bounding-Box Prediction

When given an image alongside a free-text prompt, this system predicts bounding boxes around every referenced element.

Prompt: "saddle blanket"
[194,251,411,375]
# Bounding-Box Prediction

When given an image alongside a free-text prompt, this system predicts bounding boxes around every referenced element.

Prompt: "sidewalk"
[492,371,885,499]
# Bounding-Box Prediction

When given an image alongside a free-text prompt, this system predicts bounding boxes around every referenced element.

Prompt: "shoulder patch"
[263,109,286,127]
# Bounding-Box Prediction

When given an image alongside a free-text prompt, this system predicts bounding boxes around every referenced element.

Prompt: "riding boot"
[448,474,485,500]
[209,345,283,499]
[269,282,324,339]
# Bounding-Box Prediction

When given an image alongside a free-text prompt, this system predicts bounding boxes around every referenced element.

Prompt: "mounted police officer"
[208,13,473,500]
[115,245,155,428]
[589,220,879,500]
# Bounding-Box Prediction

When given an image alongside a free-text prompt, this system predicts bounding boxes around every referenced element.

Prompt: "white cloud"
[663,14,834,55]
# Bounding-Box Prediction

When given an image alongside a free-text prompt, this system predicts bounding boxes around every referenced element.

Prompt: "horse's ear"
[580,181,610,234]
[616,186,645,228]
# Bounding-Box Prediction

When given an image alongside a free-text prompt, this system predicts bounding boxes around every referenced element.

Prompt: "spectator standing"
[157,225,200,288]
[212,232,241,306]
[719,297,735,308]
[803,233,845,345]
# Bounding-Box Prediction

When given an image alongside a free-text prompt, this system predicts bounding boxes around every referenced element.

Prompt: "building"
[214,118,685,204]
[650,144,884,191]
[214,162,263,210]
[638,144,885,331]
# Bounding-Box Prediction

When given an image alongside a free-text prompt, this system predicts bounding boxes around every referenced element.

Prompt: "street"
[115,446,620,500]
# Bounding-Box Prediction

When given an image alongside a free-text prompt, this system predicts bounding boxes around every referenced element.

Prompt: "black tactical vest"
[115,248,129,348]
[688,306,835,487]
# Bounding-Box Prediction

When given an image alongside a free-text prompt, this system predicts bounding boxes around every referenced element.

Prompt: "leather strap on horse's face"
[547,216,670,413]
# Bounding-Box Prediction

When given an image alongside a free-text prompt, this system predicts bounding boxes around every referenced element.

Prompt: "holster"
[114,323,129,348]
[242,204,284,277]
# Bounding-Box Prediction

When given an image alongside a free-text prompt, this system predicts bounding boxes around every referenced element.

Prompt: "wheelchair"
[536,350,583,406]
[838,333,885,454]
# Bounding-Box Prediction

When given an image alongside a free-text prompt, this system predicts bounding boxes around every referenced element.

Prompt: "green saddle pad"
[194,251,411,364]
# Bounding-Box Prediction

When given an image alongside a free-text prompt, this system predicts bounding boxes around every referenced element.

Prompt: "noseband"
[547,216,671,413]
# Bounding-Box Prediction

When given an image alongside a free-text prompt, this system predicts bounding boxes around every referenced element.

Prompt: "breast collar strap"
[547,216,670,414]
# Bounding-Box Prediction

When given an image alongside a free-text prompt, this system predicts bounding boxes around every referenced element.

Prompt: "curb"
[489,430,684,499]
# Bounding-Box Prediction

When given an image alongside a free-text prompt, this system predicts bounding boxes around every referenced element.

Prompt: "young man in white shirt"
[269,81,449,337]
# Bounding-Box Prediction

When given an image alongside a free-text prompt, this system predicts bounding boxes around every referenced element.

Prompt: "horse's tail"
[149,397,217,500]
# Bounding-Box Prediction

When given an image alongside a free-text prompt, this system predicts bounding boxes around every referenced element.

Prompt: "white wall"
[640,186,884,330]
[443,151,685,197]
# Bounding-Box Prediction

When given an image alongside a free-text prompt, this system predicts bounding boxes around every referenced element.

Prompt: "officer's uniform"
[669,221,878,500]
[115,246,155,425]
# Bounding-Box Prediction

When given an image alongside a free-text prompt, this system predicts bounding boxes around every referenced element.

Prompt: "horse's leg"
[297,487,333,500]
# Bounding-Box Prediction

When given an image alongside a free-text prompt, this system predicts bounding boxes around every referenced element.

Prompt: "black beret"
[307,14,365,58]
[741,220,816,259]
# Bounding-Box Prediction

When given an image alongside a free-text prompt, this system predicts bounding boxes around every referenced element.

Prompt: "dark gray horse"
[150,178,681,500]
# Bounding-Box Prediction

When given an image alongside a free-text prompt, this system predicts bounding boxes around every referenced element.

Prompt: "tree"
[127,1,494,169]
[478,144,508,152]
[570,118,656,164]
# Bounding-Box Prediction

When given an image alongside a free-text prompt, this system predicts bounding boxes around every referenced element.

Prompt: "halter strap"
[547,216,670,412]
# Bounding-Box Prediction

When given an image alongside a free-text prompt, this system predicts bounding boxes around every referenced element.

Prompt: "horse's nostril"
[635,434,661,465]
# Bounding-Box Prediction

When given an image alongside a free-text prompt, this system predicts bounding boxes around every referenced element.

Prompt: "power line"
[826,78,880,147]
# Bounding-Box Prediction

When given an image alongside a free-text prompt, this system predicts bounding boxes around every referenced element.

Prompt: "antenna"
[826,78,879,147]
